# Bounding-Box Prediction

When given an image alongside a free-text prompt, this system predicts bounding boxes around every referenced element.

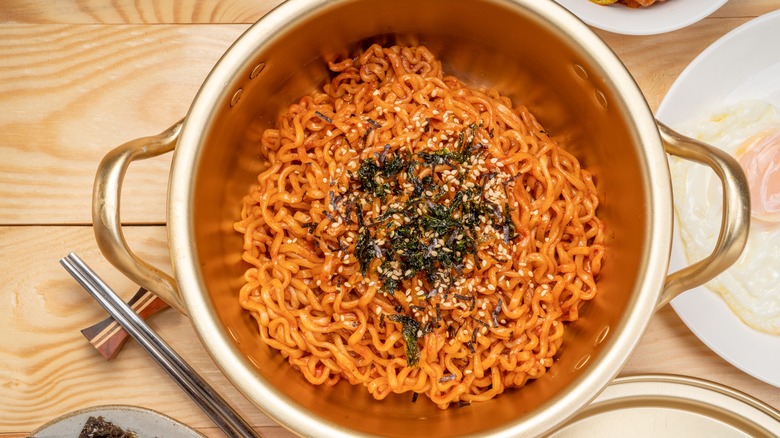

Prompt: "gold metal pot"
[92,0,750,436]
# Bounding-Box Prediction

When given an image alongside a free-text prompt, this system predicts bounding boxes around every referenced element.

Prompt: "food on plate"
[589,0,667,7]
[671,100,780,334]
[79,416,138,438]
[737,128,780,222]
[235,44,605,408]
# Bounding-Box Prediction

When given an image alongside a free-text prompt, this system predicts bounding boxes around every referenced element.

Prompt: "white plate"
[553,0,727,35]
[31,404,204,438]
[657,10,780,388]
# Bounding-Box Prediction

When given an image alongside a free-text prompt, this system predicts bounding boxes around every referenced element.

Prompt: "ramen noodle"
[235,44,605,408]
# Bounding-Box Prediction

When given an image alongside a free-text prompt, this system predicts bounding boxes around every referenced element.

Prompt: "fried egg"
[671,100,780,334]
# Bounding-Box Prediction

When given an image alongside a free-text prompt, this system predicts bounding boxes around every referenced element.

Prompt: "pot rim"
[169,0,672,436]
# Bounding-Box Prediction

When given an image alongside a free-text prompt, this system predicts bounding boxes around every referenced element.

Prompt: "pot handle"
[656,121,751,310]
[92,119,187,314]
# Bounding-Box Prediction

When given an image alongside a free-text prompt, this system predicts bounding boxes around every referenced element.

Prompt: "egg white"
[671,100,780,334]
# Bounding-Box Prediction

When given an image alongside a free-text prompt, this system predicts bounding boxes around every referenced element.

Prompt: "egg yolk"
[736,127,780,223]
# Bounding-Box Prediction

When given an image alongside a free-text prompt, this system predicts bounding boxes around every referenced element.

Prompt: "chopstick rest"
[81,288,169,360]
[60,252,260,438]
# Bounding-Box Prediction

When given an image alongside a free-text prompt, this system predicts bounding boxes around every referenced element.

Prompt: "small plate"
[657,10,780,388]
[553,0,727,35]
[551,375,780,437]
[31,404,204,438]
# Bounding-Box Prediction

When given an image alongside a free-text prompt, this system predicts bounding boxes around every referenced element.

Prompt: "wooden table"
[2,1,779,436]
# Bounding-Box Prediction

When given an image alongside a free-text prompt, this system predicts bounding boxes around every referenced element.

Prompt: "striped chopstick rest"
[81,288,170,360]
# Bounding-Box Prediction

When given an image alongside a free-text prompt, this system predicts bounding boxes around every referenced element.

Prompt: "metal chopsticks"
[60,252,260,438]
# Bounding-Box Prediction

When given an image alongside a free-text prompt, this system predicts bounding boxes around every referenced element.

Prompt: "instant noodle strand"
[235,44,605,408]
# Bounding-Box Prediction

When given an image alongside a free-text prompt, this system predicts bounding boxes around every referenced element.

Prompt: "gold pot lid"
[550,374,780,437]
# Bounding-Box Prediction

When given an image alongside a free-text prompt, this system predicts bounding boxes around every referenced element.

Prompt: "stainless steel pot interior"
[170,0,671,436]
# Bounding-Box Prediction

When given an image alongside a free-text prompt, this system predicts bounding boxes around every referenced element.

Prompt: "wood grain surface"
[0,23,247,225]
[2,1,779,437]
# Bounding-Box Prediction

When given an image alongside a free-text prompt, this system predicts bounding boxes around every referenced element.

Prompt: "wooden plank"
[0,0,282,24]
[597,17,752,113]
[0,225,290,436]
[713,0,779,18]
[622,305,780,410]
[0,24,246,225]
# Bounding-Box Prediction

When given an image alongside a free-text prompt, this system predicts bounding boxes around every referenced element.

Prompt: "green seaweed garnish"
[388,314,422,367]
